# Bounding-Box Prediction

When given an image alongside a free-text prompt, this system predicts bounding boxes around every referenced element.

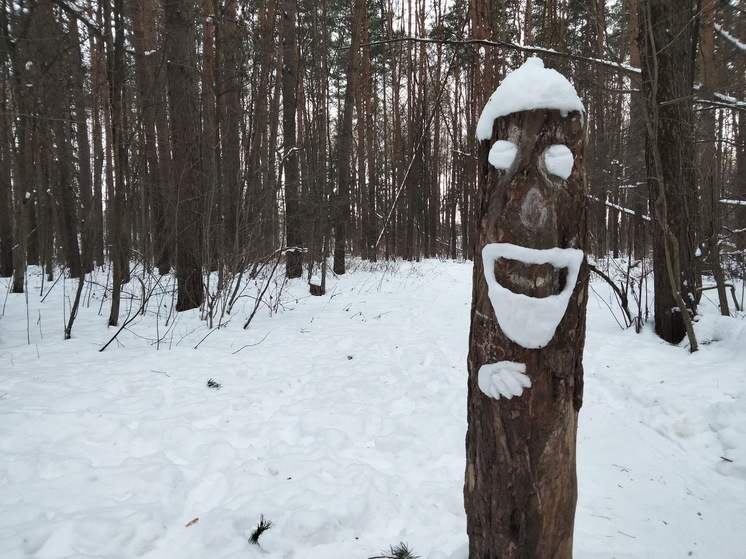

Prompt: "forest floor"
[1,258,745,559]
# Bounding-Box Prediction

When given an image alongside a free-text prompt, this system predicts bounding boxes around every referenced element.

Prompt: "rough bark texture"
[165,0,204,312]
[333,0,365,275]
[0,78,14,278]
[465,108,589,558]
[282,0,302,278]
[639,0,698,345]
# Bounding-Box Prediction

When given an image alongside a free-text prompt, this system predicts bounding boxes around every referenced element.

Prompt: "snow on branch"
[589,195,651,222]
[721,198,746,206]
[360,36,746,113]
[715,23,746,53]
[52,0,103,39]
[360,36,640,76]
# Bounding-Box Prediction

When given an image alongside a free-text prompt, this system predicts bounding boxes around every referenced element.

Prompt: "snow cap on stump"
[476,57,585,141]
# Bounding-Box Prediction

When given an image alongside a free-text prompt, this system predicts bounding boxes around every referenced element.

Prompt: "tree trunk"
[0,78,13,277]
[465,65,588,557]
[282,0,302,278]
[218,0,242,264]
[201,0,218,272]
[165,0,204,312]
[639,0,699,348]
[105,0,130,326]
[697,0,729,316]
[333,0,365,274]
[70,18,94,273]
[132,0,171,274]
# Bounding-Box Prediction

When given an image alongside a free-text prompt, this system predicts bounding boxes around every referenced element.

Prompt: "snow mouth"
[482,243,583,349]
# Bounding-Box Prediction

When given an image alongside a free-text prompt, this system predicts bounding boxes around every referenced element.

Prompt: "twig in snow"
[248,515,273,545]
[206,378,222,390]
[369,542,420,559]
[232,332,270,355]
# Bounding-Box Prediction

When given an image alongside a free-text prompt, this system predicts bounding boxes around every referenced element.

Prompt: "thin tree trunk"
[71,18,94,273]
[0,77,13,277]
[283,0,302,278]
[333,0,365,274]
[105,0,130,326]
[698,0,729,316]
[132,0,169,273]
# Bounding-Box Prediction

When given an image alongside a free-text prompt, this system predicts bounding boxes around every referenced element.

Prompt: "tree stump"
[465,59,589,558]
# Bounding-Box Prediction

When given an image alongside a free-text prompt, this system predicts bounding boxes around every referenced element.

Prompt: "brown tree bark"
[465,88,588,556]
[70,17,95,273]
[282,0,302,278]
[104,0,131,326]
[0,77,13,277]
[360,3,377,262]
[626,0,647,261]
[89,11,106,269]
[639,0,699,348]
[165,0,204,312]
[132,0,172,274]
[333,0,365,275]
[201,0,218,271]
[218,0,242,263]
[698,0,729,316]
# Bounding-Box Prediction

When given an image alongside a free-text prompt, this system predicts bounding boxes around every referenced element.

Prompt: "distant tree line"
[0,0,743,345]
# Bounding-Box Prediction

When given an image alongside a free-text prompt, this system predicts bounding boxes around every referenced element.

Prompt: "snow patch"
[488,140,518,170]
[478,361,531,400]
[543,144,574,179]
[482,243,584,348]
[477,57,585,141]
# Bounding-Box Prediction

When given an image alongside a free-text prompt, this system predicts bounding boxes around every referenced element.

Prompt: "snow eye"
[543,144,574,180]
[488,140,518,170]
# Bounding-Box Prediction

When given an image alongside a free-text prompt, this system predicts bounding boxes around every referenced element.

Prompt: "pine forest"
[0,0,744,345]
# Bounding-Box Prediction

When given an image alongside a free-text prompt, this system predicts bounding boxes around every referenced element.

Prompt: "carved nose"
[520,187,548,229]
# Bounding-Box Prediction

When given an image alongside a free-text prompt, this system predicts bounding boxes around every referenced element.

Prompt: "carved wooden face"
[475,109,587,400]
[482,108,586,345]
[484,109,586,252]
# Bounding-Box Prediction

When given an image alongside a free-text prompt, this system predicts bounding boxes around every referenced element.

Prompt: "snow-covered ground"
[1,259,745,558]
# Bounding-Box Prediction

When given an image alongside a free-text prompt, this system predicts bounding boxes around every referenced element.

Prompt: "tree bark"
[333,0,365,275]
[0,77,13,277]
[465,104,588,558]
[282,0,302,278]
[132,0,171,274]
[105,0,130,326]
[70,17,95,272]
[697,0,729,316]
[218,0,242,264]
[165,0,204,312]
[639,0,699,348]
